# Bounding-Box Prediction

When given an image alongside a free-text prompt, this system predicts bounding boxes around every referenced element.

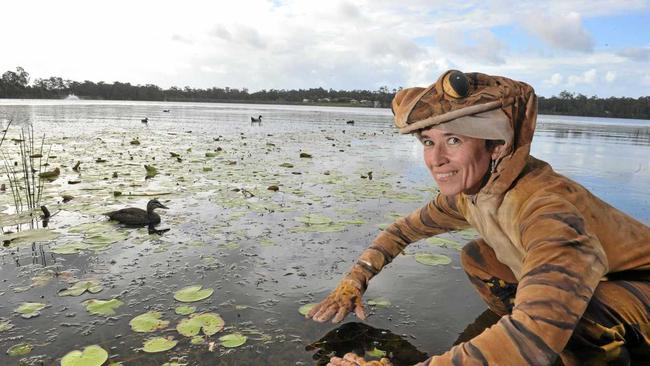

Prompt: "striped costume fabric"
[343,71,650,365]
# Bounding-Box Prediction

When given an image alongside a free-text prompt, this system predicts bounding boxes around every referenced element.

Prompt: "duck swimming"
[104,199,168,226]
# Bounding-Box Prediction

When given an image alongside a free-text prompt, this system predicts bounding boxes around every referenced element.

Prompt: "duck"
[141,117,149,123]
[104,199,168,226]
[346,120,355,125]
[250,115,262,124]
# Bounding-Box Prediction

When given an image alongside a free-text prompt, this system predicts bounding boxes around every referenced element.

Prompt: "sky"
[1,0,649,97]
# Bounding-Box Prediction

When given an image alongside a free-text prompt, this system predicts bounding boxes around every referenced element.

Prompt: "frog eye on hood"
[442,70,470,99]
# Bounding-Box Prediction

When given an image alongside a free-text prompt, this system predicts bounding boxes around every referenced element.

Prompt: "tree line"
[2,66,649,120]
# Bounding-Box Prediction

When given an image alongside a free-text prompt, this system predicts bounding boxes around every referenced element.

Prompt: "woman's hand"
[327,352,393,366]
[307,279,367,323]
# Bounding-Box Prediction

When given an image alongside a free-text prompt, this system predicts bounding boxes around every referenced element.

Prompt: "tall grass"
[1,121,50,215]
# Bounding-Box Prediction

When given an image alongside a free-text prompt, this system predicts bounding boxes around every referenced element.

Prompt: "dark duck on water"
[104,199,168,226]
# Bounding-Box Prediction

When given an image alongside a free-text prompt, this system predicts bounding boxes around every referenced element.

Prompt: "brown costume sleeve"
[419,195,608,365]
[347,193,470,286]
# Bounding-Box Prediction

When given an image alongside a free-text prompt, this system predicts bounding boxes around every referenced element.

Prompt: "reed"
[1,121,49,215]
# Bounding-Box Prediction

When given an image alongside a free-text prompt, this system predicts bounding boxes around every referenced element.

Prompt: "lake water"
[0,100,648,365]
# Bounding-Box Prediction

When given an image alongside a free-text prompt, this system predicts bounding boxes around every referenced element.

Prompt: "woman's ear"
[490,141,507,160]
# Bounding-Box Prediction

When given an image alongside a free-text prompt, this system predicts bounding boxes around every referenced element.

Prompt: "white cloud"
[434,28,507,65]
[544,73,564,85]
[605,71,616,83]
[522,12,594,52]
[568,68,597,85]
[1,0,649,97]
[616,47,650,62]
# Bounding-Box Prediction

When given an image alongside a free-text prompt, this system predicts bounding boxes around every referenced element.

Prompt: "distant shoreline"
[2,96,650,122]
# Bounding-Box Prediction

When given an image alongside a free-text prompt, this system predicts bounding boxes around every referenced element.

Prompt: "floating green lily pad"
[7,343,32,357]
[174,306,196,315]
[0,229,59,247]
[144,164,158,178]
[84,298,123,316]
[414,253,452,266]
[0,320,14,332]
[426,237,463,250]
[298,303,316,316]
[15,302,46,318]
[367,298,391,307]
[377,223,390,230]
[190,336,204,345]
[142,337,177,353]
[291,222,347,233]
[176,313,225,337]
[129,311,170,333]
[219,333,247,348]
[58,280,103,297]
[294,214,332,225]
[61,345,108,366]
[457,228,479,240]
[51,242,90,254]
[173,285,214,303]
[366,347,387,358]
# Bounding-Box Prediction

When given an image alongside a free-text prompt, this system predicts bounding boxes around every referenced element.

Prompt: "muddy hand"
[307,279,366,323]
[327,352,393,366]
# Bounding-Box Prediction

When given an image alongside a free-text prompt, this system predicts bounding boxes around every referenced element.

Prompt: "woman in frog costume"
[307,70,650,365]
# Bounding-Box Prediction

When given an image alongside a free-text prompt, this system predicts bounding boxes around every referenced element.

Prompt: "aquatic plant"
[1,122,51,216]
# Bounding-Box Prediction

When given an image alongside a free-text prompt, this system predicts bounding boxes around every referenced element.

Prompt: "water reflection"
[307,322,429,366]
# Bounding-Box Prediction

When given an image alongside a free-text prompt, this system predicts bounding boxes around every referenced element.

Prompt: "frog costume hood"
[391,70,537,196]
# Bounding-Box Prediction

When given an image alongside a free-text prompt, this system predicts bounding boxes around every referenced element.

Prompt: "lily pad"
[15,302,46,318]
[414,253,452,266]
[174,306,196,315]
[176,313,225,337]
[0,320,14,332]
[61,345,108,366]
[0,229,59,247]
[7,343,33,357]
[84,298,124,316]
[426,237,463,250]
[457,228,480,240]
[219,333,247,348]
[142,337,177,353]
[144,164,158,178]
[129,311,170,333]
[190,336,204,345]
[367,298,391,307]
[366,347,387,358]
[58,280,103,297]
[173,285,214,303]
[298,303,316,316]
[294,214,332,225]
[51,242,90,254]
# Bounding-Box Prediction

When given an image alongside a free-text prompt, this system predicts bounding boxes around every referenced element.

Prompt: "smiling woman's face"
[420,128,496,196]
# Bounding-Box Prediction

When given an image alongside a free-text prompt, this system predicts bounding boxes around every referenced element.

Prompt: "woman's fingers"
[344,352,367,363]
[313,304,339,322]
[306,302,323,318]
[327,356,358,366]
[354,297,366,320]
[332,305,349,323]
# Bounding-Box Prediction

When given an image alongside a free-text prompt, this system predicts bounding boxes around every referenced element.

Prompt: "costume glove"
[307,276,367,323]
[327,352,393,366]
